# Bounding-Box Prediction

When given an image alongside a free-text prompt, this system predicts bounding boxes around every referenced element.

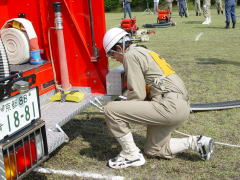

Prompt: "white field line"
[34,167,125,180]
[195,32,204,41]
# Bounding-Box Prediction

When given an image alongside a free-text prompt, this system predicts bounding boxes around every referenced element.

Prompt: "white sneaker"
[202,18,208,24]
[202,17,211,25]
[208,18,212,24]
[108,152,145,169]
[196,136,214,160]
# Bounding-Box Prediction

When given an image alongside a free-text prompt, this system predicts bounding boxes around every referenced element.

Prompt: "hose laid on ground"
[142,22,175,28]
[190,100,240,112]
[90,97,240,149]
[175,130,240,148]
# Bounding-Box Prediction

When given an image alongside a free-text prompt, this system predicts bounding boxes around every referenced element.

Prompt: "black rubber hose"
[190,100,240,112]
[142,22,173,28]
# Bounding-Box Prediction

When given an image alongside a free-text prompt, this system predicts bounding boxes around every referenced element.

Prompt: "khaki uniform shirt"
[123,44,188,104]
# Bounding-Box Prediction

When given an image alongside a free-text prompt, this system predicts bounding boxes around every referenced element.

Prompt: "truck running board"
[190,100,240,112]
[40,87,111,154]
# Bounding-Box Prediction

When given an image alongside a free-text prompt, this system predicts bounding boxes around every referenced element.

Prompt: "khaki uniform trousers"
[164,0,173,13]
[216,0,223,12]
[104,95,190,159]
[195,0,202,15]
[154,2,159,14]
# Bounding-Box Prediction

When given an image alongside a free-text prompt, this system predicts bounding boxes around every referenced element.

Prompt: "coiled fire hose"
[0,38,10,79]
[0,18,44,65]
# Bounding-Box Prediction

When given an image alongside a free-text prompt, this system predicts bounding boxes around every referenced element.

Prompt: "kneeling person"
[102,27,214,169]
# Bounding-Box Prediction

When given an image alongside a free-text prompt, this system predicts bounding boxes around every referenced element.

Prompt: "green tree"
[105,0,119,12]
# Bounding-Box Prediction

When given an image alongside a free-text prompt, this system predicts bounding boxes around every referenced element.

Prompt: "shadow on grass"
[196,26,226,29]
[23,172,48,180]
[61,112,146,161]
[61,112,204,162]
[176,152,202,162]
[196,57,240,66]
[184,21,203,24]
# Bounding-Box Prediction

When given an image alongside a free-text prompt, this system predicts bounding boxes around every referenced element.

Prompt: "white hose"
[1,18,37,39]
[174,130,240,148]
[1,28,29,64]
[90,99,240,149]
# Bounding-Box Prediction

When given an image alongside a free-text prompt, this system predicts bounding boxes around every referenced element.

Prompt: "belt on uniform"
[163,92,187,101]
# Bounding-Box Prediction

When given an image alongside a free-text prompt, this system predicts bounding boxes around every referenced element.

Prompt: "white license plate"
[0,88,40,140]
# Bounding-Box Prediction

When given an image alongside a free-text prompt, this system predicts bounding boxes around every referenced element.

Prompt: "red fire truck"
[0,0,110,179]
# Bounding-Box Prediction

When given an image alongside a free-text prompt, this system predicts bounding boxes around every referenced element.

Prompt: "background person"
[224,0,236,28]
[216,0,224,15]
[154,0,160,14]
[120,0,132,19]
[178,0,188,17]
[202,0,211,24]
[164,0,174,14]
[195,0,202,16]
[102,27,215,169]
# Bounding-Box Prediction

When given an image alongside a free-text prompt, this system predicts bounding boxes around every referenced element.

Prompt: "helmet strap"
[122,36,126,52]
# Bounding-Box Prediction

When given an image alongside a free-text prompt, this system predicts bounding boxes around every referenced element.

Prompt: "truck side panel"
[0,0,108,94]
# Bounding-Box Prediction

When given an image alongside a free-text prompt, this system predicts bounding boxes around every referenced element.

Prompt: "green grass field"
[25,9,240,180]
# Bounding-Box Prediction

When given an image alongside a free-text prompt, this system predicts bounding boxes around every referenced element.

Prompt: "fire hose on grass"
[90,96,240,149]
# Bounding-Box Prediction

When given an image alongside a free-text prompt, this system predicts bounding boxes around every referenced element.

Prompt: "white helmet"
[103,27,128,54]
